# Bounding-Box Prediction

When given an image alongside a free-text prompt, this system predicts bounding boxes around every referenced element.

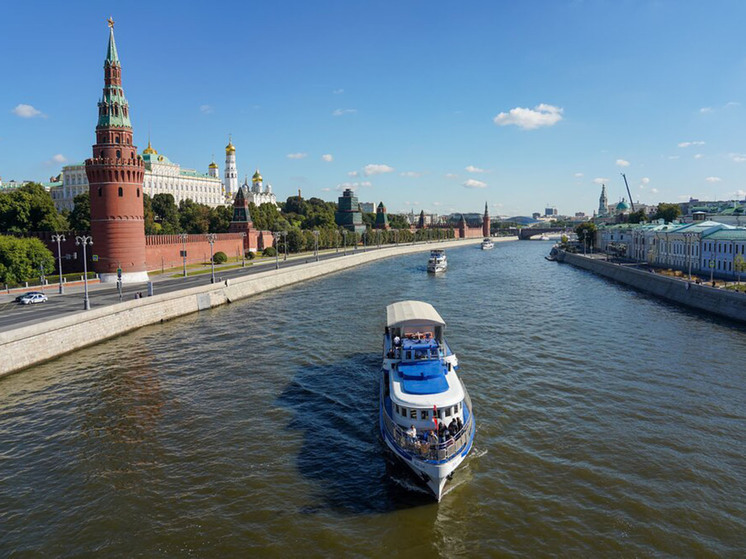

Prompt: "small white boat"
[481,238,494,250]
[380,301,476,501]
[427,250,447,273]
[539,234,550,241]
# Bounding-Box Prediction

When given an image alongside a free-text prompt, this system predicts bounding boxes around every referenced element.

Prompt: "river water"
[1,241,744,557]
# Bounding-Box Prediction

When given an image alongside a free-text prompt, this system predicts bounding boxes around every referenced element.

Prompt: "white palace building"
[51,138,277,211]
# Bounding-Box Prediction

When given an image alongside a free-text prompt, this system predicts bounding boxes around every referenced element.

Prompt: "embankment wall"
[0,237,516,377]
[559,251,746,323]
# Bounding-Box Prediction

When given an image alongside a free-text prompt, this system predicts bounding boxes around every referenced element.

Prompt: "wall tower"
[85,19,148,283]
[225,138,238,196]
[482,201,490,237]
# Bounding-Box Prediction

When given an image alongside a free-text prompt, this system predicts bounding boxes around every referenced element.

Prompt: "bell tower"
[85,19,148,283]
[482,201,490,237]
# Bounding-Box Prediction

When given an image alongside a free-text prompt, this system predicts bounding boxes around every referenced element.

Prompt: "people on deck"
[406,424,417,443]
[448,418,457,435]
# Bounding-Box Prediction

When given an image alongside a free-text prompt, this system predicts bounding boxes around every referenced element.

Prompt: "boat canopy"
[386,300,446,329]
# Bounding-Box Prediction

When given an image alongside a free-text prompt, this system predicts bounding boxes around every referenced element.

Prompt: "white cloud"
[463,179,487,189]
[593,177,609,185]
[363,164,394,176]
[321,154,333,162]
[12,104,44,118]
[700,107,713,113]
[400,171,422,178]
[465,165,487,173]
[52,154,67,164]
[199,104,214,114]
[694,153,704,159]
[445,173,459,179]
[640,177,650,185]
[678,140,705,148]
[725,101,741,108]
[651,188,659,194]
[286,152,308,159]
[336,181,372,191]
[333,89,344,95]
[616,159,630,167]
[668,155,680,160]
[332,108,357,116]
[731,189,746,197]
[705,176,722,183]
[574,172,584,178]
[347,171,359,177]
[432,201,442,206]
[729,153,746,163]
[321,187,332,192]
[493,103,563,130]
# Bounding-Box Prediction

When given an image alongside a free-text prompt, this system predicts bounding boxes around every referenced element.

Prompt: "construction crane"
[621,173,635,212]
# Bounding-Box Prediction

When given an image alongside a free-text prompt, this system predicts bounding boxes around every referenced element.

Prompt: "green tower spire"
[105,25,119,65]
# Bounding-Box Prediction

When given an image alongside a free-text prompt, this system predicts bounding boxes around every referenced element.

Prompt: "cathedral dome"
[225,141,236,155]
[142,140,157,155]
[252,169,263,182]
[616,199,631,211]
[208,161,218,169]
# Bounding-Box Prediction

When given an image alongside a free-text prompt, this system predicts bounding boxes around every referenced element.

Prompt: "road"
[0,244,395,333]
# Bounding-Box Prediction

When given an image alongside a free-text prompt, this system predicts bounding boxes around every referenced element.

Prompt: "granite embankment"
[0,237,510,377]
[558,250,746,323]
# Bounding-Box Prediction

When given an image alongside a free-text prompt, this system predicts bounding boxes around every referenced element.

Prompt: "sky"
[3,0,746,217]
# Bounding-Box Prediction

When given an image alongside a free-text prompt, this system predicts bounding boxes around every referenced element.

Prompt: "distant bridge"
[517,227,569,240]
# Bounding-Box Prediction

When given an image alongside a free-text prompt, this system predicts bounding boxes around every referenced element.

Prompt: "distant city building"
[335,188,366,235]
[360,202,375,214]
[545,206,557,217]
[224,138,238,197]
[598,184,609,217]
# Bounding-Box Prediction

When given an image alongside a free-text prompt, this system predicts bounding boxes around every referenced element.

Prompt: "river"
[1,241,743,557]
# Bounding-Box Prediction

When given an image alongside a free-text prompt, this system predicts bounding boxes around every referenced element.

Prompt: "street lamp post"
[335,230,339,253]
[179,233,188,277]
[282,231,288,261]
[313,230,320,262]
[51,233,66,294]
[272,232,280,269]
[582,230,588,256]
[206,233,218,284]
[75,235,93,310]
[710,258,716,286]
[342,230,348,256]
[240,232,247,267]
[394,229,399,246]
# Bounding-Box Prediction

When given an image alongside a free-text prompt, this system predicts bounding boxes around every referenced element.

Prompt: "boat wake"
[389,474,431,496]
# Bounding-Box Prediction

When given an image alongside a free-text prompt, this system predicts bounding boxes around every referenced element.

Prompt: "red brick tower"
[85,20,148,283]
[483,201,490,237]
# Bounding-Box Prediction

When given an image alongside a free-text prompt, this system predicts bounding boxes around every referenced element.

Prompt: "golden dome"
[142,140,157,155]
[208,161,218,169]
[225,141,236,155]
[252,169,262,182]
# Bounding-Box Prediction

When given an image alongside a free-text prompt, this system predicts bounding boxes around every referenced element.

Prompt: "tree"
[388,214,410,229]
[0,235,55,285]
[653,203,681,223]
[574,222,597,251]
[209,205,232,233]
[142,193,157,234]
[286,228,305,253]
[212,251,227,264]
[627,209,648,224]
[152,193,181,233]
[0,182,67,233]
[69,192,91,231]
[178,199,210,234]
[735,254,746,285]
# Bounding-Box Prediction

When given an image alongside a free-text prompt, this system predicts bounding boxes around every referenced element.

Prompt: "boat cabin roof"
[386,300,446,329]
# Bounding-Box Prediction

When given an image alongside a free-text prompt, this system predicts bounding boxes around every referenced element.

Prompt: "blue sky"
[3,0,746,217]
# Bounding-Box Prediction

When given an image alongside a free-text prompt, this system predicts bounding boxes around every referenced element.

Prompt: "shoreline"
[0,237,515,378]
[557,250,746,324]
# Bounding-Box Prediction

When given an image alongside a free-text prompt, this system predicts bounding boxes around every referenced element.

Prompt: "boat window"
[420,410,428,420]
[395,404,399,414]
[445,407,452,417]
[410,409,417,419]
[400,407,407,418]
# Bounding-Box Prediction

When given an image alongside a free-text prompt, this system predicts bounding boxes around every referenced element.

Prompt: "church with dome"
[222,138,278,207]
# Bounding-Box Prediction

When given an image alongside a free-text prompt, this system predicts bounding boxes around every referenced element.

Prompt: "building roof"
[702,228,746,240]
[386,300,445,328]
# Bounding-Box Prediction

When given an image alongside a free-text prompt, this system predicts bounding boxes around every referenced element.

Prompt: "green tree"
[178,199,211,234]
[653,203,681,223]
[142,193,157,234]
[627,209,648,224]
[209,205,232,233]
[212,251,227,264]
[574,222,597,251]
[735,254,746,284]
[0,182,67,232]
[152,193,181,233]
[388,214,410,229]
[0,235,55,285]
[286,228,305,252]
[69,192,91,231]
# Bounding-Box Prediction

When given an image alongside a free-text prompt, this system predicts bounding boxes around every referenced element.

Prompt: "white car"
[20,293,48,305]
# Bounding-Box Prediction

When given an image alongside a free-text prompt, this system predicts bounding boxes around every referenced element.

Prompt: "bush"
[263,246,277,257]
[246,251,256,260]
[212,251,227,264]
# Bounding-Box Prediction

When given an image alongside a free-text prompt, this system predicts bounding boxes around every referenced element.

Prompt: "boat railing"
[382,403,474,463]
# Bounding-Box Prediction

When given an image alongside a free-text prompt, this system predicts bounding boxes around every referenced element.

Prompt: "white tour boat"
[380,301,475,500]
[481,238,494,250]
[426,249,447,273]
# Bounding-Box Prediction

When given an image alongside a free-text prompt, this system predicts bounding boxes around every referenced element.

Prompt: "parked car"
[20,293,48,305]
[15,291,44,303]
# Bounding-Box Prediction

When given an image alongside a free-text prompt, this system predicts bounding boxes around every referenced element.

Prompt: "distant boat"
[539,234,550,241]
[427,249,447,273]
[546,245,560,261]
[380,301,476,500]
[480,238,494,250]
